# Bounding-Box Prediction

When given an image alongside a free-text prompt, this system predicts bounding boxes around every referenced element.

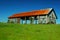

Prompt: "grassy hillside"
[0,23,60,40]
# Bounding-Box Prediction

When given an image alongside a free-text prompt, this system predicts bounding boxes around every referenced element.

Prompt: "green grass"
[0,23,60,40]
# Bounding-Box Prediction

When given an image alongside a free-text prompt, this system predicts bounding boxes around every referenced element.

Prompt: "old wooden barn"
[8,8,57,24]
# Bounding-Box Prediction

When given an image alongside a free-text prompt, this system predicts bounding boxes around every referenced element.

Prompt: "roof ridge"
[44,8,53,14]
[13,8,53,15]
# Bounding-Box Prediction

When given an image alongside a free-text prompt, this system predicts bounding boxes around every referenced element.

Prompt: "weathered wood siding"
[48,11,56,24]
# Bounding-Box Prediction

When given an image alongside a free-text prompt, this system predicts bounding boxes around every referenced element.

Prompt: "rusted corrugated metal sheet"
[8,9,51,19]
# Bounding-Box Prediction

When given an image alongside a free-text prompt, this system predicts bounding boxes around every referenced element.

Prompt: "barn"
[8,8,57,24]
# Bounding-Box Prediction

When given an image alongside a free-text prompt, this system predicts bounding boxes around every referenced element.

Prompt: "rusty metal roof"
[8,8,52,18]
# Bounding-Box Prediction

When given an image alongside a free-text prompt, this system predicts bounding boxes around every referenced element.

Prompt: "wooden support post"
[46,15,48,24]
[29,17,31,24]
[33,17,34,24]
[30,16,34,24]
[37,15,40,24]
[25,17,27,24]
[17,18,20,24]
[15,19,16,23]
[9,19,14,23]
[35,20,37,24]
[35,17,37,24]
[15,18,17,23]
[30,16,32,24]
[22,19,23,24]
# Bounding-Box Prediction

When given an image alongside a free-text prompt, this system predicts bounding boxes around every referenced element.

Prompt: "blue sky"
[0,0,60,24]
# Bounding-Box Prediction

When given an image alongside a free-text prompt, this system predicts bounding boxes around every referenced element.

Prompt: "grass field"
[0,23,60,40]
